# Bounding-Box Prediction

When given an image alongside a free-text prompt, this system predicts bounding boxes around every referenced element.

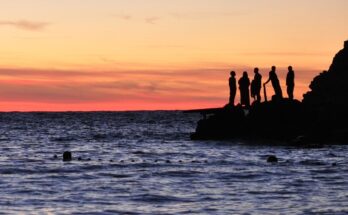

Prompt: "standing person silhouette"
[238,71,250,107]
[286,66,295,100]
[229,71,237,105]
[264,66,283,100]
[251,67,262,102]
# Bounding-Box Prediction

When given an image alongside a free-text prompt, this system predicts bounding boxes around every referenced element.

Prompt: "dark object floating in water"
[186,40,348,144]
[267,155,278,163]
[63,151,72,161]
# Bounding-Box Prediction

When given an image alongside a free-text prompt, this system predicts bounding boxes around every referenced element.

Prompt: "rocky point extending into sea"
[189,40,348,144]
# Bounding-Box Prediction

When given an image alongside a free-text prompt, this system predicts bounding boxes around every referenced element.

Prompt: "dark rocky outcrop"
[247,99,305,140]
[304,40,348,109]
[191,99,306,141]
[191,104,246,140]
[303,40,348,142]
[190,40,348,143]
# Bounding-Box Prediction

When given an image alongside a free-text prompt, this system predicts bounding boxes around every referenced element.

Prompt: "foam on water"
[0,111,347,214]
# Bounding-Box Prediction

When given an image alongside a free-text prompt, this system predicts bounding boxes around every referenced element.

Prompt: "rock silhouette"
[267,155,278,163]
[190,104,246,140]
[63,151,72,161]
[303,40,348,142]
[304,41,348,107]
[191,99,305,140]
[189,40,348,143]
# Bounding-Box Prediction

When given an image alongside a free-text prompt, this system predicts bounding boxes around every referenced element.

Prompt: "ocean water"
[0,111,347,214]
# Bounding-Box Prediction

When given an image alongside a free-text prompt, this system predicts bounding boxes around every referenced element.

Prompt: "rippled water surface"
[0,111,347,214]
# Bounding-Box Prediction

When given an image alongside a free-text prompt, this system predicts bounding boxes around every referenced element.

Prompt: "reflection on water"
[0,111,347,214]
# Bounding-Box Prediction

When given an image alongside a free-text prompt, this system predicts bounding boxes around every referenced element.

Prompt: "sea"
[0,111,347,214]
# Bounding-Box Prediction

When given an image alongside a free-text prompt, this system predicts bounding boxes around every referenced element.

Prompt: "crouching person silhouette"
[264,66,283,101]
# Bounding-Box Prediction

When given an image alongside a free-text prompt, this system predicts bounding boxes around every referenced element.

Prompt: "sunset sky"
[0,0,347,111]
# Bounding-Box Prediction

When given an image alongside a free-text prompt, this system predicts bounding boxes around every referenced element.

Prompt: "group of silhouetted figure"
[229,66,295,107]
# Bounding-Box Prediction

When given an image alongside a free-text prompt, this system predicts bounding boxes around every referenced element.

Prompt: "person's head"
[254,67,259,74]
[243,71,248,77]
[230,71,236,77]
[288,66,293,71]
[271,66,276,71]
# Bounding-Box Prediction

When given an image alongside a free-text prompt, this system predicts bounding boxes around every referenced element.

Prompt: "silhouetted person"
[238,71,250,107]
[286,66,295,100]
[264,66,283,100]
[229,71,237,105]
[251,67,262,102]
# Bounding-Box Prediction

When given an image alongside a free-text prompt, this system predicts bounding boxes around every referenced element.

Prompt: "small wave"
[131,194,189,203]
[91,132,125,141]
[0,167,81,175]
[92,134,108,140]
[299,159,326,166]
[247,190,296,198]
[153,170,204,177]
[310,168,339,174]
[50,136,76,142]
[79,164,106,171]
[103,210,141,215]
[99,172,133,178]
[132,150,147,155]
[216,172,263,180]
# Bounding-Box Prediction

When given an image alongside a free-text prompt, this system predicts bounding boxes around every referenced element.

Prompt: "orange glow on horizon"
[0,65,323,111]
[0,0,347,111]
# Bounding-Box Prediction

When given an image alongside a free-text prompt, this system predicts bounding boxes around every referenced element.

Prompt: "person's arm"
[264,77,271,85]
